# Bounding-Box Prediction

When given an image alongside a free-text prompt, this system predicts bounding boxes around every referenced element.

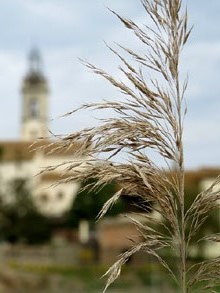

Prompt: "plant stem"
[176,62,186,292]
[180,166,186,293]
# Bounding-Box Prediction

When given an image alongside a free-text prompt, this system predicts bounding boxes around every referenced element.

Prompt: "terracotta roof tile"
[0,140,83,162]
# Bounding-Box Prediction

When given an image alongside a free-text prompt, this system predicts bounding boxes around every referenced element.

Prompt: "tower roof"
[24,48,46,85]
[29,48,42,74]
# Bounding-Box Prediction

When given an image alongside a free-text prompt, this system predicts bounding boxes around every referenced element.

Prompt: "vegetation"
[63,178,152,229]
[5,262,175,292]
[63,179,124,229]
[184,182,220,259]
[45,0,220,292]
[0,178,52,244]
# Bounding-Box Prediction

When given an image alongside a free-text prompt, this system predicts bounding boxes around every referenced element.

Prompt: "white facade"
[0,145,80,217]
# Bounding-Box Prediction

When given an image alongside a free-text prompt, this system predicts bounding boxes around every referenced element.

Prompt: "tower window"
[57,191,64,200]
[41,193,48,202]
[30,99,39,118]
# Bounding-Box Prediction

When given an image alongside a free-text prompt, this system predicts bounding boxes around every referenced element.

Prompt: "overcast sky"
[0,0,219,169]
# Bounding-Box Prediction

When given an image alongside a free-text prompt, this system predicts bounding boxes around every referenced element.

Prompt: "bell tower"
[21,48,49,141]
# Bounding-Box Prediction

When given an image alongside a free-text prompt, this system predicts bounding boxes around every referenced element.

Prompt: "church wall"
[0,154,80,217]
[0,161,35,184]
[34,180,80,217]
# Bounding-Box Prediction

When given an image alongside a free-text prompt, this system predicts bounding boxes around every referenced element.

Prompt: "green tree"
[63,178,153,229]
[63,179,124,228]
[0,179,52,244]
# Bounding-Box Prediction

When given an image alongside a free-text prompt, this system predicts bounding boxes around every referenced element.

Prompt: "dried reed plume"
[44,0,220,292]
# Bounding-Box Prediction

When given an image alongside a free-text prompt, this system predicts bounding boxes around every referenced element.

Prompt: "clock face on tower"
[30,99,39,118]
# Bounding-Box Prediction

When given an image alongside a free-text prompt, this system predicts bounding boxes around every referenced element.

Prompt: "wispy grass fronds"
[187,257,220,291]
[185,176,220,249]
[43,0,220,292]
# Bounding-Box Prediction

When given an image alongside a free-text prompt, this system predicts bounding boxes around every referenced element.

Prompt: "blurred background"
[0,0,219,292]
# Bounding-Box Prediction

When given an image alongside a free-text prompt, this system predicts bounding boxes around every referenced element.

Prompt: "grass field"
[0,261,219,292]
[0,262,174,293]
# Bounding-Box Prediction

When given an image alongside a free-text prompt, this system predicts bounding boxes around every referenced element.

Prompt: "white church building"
[0,49,80,217]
